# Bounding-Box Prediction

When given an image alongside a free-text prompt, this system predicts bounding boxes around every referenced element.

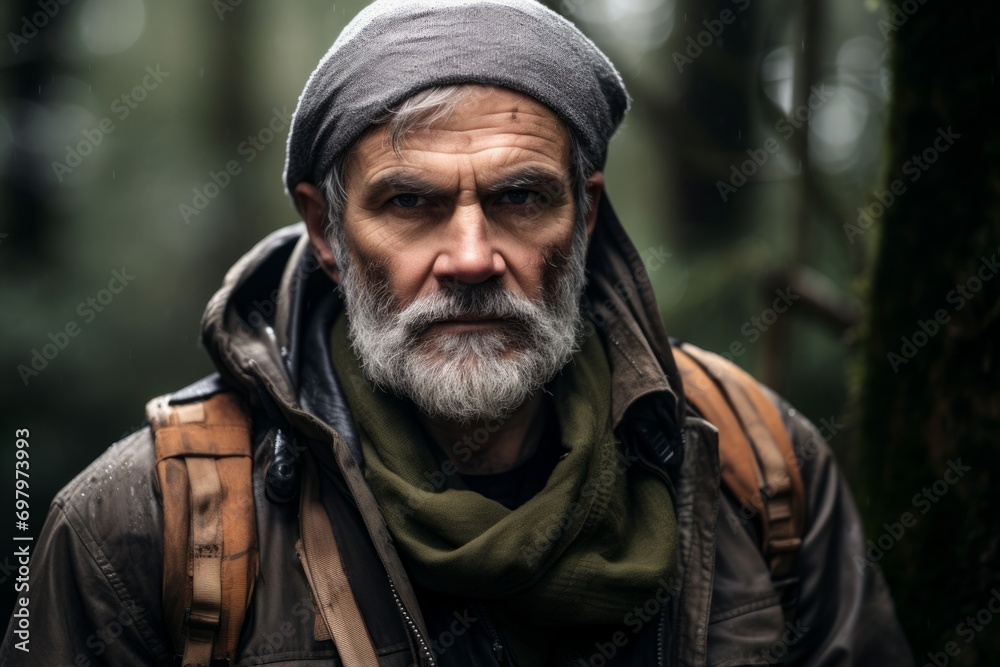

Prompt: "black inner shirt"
[456,412,567,510]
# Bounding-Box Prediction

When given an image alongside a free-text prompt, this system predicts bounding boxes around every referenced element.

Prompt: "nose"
[432,203,506,285]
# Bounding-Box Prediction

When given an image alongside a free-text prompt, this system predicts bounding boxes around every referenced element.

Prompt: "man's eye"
[391,194,425,208]
[498,189,537,206]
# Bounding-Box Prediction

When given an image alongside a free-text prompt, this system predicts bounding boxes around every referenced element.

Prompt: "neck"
[418,393,550,475]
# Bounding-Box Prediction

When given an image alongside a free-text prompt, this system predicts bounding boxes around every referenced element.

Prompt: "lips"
[416,314,527,338]
[428,317,505,329]
[436,316,502,324]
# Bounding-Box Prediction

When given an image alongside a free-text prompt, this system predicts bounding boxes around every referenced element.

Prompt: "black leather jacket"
[1,212,915,666]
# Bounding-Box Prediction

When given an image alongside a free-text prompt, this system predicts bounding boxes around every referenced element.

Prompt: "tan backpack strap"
[148,391,258,667]
[673,344,806,579]
[673,349,766,519]
[297,447,380,667]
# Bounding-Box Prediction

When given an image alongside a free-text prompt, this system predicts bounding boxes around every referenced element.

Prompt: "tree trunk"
[856,2,1000,664]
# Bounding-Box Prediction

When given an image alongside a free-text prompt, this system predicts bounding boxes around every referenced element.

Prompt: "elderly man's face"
[301,85,603,422]
[342,85,587,309]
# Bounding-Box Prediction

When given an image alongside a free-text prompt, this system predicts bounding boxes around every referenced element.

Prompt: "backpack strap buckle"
[148,391,258,667]
[672,343,807,584]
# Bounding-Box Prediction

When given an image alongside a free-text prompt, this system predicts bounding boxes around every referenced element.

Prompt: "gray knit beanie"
[282,0,631,203]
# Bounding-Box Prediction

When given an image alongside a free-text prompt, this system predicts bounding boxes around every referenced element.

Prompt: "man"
[2,0,914,665]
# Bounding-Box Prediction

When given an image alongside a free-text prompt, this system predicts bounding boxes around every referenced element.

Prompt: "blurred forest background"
[1,0,997,663]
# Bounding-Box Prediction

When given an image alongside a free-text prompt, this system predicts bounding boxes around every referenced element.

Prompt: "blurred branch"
[766,266,862,334]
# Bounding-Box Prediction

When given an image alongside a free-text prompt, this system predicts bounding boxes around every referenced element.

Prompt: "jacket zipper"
[657,608,664,667]
[667,422,690,667]
[389,578,436,666]
[630,447,675,667]
[632,421,684,667]
[476,602,513,666]
[252,366,437,666]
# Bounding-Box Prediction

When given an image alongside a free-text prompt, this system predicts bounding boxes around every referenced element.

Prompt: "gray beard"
[334,228,588,424]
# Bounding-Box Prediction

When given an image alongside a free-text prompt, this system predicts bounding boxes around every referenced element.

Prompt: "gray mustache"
[398,282,539,339]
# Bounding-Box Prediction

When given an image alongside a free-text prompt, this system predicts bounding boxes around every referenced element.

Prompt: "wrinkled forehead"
[348,85,573,168]
[284,0,629,201]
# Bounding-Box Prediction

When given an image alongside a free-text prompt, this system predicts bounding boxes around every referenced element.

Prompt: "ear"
[295,182,342,284]
[584,171,605,242]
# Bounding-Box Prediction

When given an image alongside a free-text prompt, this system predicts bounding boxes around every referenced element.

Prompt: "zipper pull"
[492,638,506,665]
[476,602,513,666]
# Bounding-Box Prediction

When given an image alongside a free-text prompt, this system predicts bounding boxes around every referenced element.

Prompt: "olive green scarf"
[330,315,676,657]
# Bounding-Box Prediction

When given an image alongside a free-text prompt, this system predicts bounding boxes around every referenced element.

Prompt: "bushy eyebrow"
[481,166,568,199]
[359,165,569,207]
[360,172,440,207]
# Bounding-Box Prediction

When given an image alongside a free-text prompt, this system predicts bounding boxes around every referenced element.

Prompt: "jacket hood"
[199,191,685,437]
